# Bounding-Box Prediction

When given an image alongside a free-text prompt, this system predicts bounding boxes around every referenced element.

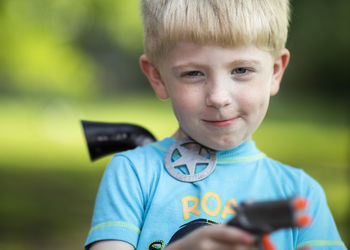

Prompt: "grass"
[0,95,348,249]
[0,167,103,250]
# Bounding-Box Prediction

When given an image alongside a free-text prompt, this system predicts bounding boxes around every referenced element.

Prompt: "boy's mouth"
[202,117,240,127]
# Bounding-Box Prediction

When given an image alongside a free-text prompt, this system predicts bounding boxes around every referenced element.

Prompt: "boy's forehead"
[163,42,273,66]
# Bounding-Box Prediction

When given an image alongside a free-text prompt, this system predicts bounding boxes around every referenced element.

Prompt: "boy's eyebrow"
[228,59,262,66]
[172,59,262,71]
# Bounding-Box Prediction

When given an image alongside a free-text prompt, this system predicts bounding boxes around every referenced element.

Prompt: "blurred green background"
[0,0,349,249]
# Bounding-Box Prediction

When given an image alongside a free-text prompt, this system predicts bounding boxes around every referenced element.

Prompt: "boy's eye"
[232,68,248,75]
[182,71,204,77]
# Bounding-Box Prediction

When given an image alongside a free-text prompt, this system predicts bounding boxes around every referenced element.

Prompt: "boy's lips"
[202,117,240,127]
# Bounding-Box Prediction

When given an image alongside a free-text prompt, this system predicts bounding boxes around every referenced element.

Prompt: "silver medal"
[164,138,217,182]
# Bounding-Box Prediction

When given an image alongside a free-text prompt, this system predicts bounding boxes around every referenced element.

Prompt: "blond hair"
[141,0,290,63]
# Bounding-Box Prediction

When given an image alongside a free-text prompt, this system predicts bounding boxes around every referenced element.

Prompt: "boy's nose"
[205,80,232,109]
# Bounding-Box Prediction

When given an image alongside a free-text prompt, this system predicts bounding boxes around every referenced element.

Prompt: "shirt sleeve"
[295,171,347,249]
[84,154,145,249]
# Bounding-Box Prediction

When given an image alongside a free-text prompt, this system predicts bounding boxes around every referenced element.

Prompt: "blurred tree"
[285,0,350,99]
[0,0,98,99]
[0,0,145,100]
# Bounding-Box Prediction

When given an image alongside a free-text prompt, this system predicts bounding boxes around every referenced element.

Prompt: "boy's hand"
[165,224,257,250]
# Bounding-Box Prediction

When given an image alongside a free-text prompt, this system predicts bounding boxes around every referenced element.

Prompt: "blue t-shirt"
[85,138,346,249]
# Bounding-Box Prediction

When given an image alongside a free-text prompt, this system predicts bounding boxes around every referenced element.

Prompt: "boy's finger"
[208,225,255,245]
[261,234,275,250]
[198,239,258,250]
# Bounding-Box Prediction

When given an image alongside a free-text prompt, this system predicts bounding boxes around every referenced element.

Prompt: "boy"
[85,0,346,249]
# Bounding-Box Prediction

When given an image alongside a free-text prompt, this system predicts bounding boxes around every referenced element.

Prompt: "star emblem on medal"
[164,138,217,182]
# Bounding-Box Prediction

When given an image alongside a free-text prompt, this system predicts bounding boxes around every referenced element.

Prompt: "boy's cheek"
[171,90,202,109]
[237,90,266,108]
[237,94,270,122]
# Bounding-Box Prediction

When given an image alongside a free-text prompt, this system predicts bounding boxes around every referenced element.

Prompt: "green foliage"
[94,0,144,51]
[0,0,144,99]
[0,0,95,98]
[285,0,350,96]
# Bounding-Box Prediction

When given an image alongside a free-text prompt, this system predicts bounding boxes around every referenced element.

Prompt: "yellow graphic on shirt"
[181,196,201,220]
[181,192,238,220]
[201,192,221,217]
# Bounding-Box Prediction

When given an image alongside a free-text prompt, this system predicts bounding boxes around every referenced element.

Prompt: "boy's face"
[141,43,289,150]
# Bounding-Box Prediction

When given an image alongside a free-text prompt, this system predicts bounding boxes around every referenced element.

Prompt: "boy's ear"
[270,48,290,96]
[139,54,169,100]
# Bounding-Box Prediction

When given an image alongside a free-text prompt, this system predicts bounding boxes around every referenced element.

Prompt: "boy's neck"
[171,128,253,150]
[171,128,186,140]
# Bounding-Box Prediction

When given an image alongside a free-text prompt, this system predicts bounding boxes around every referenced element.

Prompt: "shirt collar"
[154,138,264,163]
